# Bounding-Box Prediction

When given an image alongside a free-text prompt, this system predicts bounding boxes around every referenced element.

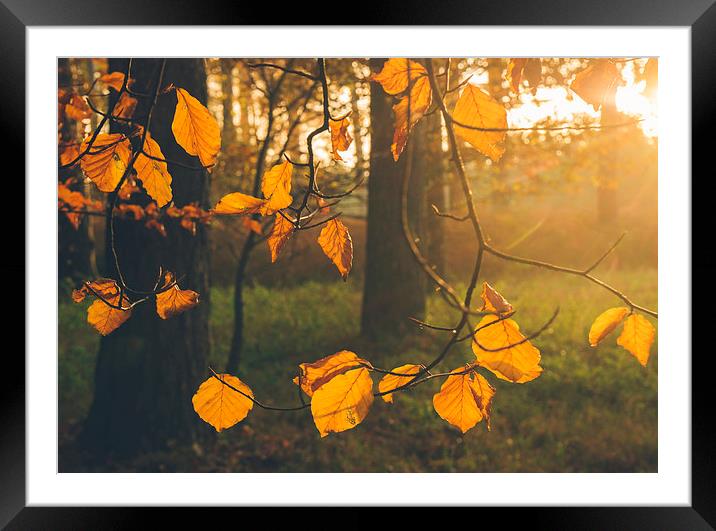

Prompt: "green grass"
[59,268,657,472]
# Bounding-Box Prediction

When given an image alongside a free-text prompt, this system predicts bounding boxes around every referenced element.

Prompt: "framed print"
[6,0,713,527]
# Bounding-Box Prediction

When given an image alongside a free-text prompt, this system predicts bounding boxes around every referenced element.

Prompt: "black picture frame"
[5,0,712,527]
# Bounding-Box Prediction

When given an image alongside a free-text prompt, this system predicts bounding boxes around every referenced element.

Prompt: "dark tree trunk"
[361,59,426,340]
[80,59,212,457]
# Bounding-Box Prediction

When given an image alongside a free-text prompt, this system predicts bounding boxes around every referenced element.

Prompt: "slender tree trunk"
[80,59,212,458]
[597,90,620,224]
[222,59,235,143]
[361,58,426,340]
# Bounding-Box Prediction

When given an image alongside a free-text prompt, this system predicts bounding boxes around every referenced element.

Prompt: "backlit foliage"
[59,57,658,440]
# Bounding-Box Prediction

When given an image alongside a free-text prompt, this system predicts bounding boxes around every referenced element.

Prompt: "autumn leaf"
[58,183,87,229]
[329,114,353,161]
[311,367,374,437]
[114,92,138,119]
[452,84,507,162]
[261,159,293,212]
[80,133,132,192]
[293,350,371,398]
[588,307,629,347]
[82,279,132,336]
[213,192,266,216]
[378,364,422,404]
[391,75,432,161]
[617,313,656,367]
[570,59,619,111]
[63,93,92,122]
[192,373,254,432]
[472,315,543,383]
[317,218,353,280]
[507,58,541,93]
[99,71,126,92]
[172,87,221,169]
[134,133,173,207]
[242,217,263,235]
[156,272,200,320]
[59,143,80,166]
[267,213,294,263]
[480,281,513,315]
[371,58,427,95]
[433,366,495,433]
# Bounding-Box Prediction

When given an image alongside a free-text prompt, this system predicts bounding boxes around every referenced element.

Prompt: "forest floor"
[59,265,658,473]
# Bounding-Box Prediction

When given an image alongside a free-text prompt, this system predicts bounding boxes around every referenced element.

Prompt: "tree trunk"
[80,59,212,458]
[361,59,426,340]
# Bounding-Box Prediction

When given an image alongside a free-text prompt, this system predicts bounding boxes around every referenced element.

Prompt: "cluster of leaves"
[63,66,223,335]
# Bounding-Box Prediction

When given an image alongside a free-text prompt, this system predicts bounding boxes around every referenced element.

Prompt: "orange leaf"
[172,87,221,168]
[114,92,138,119]
[452,84,507,162]
[433,366,495,433]
[58,183,87,229]
[84,280,132,336]
[588,307,629,347]
[310,367,374,437]
[242,217,263,235]
[192,373,254,432]
[64,93,92,122]
[72,278,121,303]
[80,133,132,192]
[156,272,200,320]
[378,364,422,404]
[329,114,353,161]
[472,315,543,383]
[213,192,266,216]
[616,313,656,367]
[267,213,294,263]
[507,58,541,93]
[317,218,353,280]
[570,59,619,111]
[59,144,80,166]
[480,281,513,315]
[293,350,371,398]
[391,75,432,161]
[99,72,126,92]
[261,160,293,212]
[135,133,173,207]
[371,58,427,95]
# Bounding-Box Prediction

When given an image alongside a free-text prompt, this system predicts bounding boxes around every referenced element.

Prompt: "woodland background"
[58,57,657,473]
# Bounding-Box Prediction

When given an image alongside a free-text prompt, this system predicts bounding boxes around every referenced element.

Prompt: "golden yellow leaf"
[261,160,293,212]
[64,93,92,121]
[329,114,353,161]
[433,367,495,433]
[86,280,132,336]
[588,306,629,347]
[391,75,432,161]
[480,281,513,315]
[371,58,427,95]
[191,373,254,432]
[293,350,371,397]
[267,213,294,263]
[134,133,173,208]
[172,87,221,168]
[570,59,619,111]
[378,364,422,404]
[59,144,80,166]
[156,272,200,320]
[80,133,132,192]
[472,315,543,383]
[453,84,507,162]
[617,313,656,367]
[213,192,266,216]
[99,72,126,92]
[317,218,353,280]
[311,367,374,437]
